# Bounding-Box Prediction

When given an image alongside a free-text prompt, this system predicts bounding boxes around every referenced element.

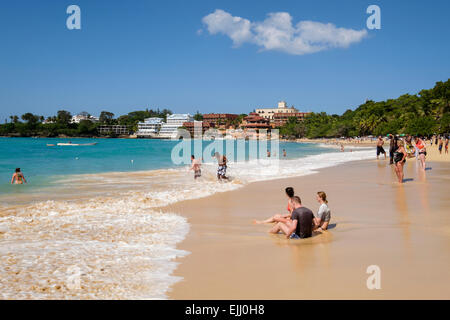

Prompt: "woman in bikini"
[11,168,27,184]
[393,140,407,183]
[414,136,427,170]
[253,187,295,224]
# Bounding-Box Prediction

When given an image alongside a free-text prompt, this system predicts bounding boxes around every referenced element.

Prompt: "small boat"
[57,142,98,146]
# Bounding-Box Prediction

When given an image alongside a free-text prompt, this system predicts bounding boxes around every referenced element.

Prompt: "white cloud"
[201,9,368,55]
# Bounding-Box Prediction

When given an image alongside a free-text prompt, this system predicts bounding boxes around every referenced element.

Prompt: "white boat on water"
[56,142,98,146]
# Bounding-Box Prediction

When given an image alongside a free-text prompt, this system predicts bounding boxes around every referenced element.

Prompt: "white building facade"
[136,117,164,137]
[255,101,299,120]
[158,114,194,138]
[71,113,99,123]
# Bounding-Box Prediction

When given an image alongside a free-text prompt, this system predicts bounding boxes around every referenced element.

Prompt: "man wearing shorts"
[269,196,314,239]
[376,136,386,159]
[214,152,228,181]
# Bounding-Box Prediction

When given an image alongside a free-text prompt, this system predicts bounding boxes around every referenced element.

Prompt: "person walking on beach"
[438,137,444,155]
[269,196,314,239]
[253,187,295,224]
[414,136,427,170]
[393,140,407,183]
[11,168,27,184]
[445,136,449,154]
[214,152,229,181]
[190,155,202,180]
[313,191,331,232]
[340,143,344,152]
[376,136,386,159]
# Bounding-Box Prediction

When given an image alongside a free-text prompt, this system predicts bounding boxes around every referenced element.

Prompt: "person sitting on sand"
[190,155,202,180]
[313,191,331,232]
[254,187,295,224]
[269,196,314,239]
[11,168,27,184]
[214,152,229,181]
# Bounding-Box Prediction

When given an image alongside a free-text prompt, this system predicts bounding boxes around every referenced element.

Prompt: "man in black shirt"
[269,196,314,239]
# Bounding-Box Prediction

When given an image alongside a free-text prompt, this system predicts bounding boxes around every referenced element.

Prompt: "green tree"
[99,111,115,124]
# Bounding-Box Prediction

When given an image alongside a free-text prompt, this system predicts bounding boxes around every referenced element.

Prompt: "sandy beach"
[165,152,450,299]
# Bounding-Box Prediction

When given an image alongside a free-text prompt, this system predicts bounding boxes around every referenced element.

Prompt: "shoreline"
[164,157,450,299]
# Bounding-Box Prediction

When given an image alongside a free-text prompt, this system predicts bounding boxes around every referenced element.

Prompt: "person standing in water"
[283,149,287,157]
[393,140,407,183]
[445,136,449,154]
[190,155,202,180]
[376,136,386,160]
[11,168,27,184]
[214,152,229,181]
[414,136,427,170]
[438,137,444,155]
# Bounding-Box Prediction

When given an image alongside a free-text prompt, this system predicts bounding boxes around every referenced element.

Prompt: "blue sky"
[0,0,449,121]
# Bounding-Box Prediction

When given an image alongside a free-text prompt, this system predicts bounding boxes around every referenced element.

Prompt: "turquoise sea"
[0,137,374,299]
[0,137,338,195]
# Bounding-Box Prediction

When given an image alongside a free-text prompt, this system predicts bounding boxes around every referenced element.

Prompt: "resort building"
[71,113,99,124]
[158,113,194,138]
[98,125,130,135]
[202,113,239,127]
[182,121,215,138]
[272,112,312,127]
[136,117,164,137]
[255,101,299,121]
[241,113,271,131]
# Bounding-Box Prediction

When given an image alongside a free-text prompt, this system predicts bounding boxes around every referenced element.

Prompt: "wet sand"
[165,158,450,299]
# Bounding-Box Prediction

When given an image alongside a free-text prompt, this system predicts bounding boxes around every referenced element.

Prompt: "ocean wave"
[0,147,375,299]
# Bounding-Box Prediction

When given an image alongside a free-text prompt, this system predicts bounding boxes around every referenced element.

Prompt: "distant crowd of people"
[376,134,448,183]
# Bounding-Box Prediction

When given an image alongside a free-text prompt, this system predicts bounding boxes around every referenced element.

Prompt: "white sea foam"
[0,147,375,299]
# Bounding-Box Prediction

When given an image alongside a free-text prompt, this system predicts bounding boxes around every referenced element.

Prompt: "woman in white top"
[314,191,331,232]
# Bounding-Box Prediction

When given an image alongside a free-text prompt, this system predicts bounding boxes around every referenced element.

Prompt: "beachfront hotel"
[182,120,215,137]
[158,113,194,138]
[98,125,130,135]
[255,101,299,120]
[272,112,311,127]
[136,117,164,137]
[202,113,239,127]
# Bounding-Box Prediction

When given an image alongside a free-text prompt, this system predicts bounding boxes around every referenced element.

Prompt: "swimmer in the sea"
[11,168,27,184]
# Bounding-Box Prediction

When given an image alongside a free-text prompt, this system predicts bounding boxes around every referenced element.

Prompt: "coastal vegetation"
[0,108,172,137]
[0,79,448,138]
[279,79,450,138]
